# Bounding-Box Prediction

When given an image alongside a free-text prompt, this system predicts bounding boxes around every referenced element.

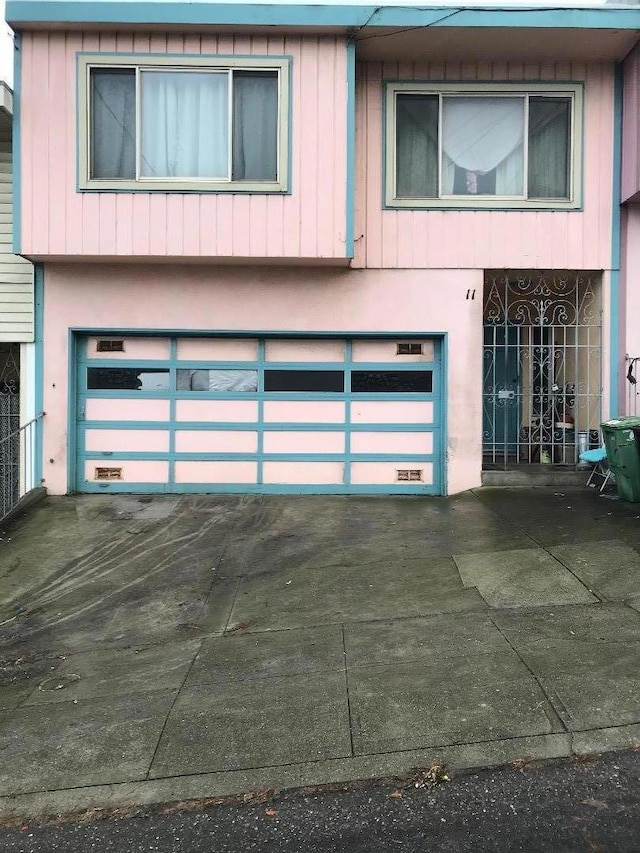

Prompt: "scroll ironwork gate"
[0,346,20,514]
[483,272,602,468]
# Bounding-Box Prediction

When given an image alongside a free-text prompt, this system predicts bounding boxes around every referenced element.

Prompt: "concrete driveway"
[3,488,640,818]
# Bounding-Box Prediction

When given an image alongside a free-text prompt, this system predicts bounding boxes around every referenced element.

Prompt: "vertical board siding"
[622,45,640,204]
[20,32,348,260]
[0,121,34,342]
[354,60,616,270]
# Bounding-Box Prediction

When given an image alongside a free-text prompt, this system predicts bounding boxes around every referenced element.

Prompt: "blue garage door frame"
[72,332,446,495]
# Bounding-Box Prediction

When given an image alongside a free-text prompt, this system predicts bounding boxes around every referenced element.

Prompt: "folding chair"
[579,446,612,492]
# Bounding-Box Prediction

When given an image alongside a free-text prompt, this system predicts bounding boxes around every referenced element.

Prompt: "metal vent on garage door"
[96,340,125,353]
[397,343,423,355]
[94,467,123,480]
[396,469,423,482]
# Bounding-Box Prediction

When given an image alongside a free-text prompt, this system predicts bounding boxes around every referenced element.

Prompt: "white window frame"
[385,82,583,210]
[78,53,290,193]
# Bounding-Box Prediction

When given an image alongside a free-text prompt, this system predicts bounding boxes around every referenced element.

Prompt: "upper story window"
[385,83,583,210]
[78,54,290,192]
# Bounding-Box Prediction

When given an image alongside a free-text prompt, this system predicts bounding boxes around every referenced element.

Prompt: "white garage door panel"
[84,459,170,483]
[351,401,434,424]
[175,461,258,484]
[175,399,259,422]
[263,400,347,423]
[84,429,171,453]
[176,338,259,361]
[174,430,259,453]
[351,432,434,454]
[265,339,345,362]
[263,431,346,453]
[86,398,171,422]
[88,336,171,360]
[263,461,344,485]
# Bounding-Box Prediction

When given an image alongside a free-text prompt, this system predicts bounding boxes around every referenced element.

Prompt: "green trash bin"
[601,417,640,502]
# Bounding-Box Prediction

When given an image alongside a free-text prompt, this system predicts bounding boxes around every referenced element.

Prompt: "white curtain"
[441,96,524,196]
[140,71,229,179]
[177,369,258,392]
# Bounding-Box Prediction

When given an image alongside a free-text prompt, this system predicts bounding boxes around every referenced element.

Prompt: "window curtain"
[395,95,438,198]
[441,97,524,196]
[232,71,278,181]
[140,71,229,178]
[91,69,136,179]
[528,98,570,199]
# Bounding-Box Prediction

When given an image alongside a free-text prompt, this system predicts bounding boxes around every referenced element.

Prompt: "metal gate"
[0,345,20,514]
[483,271,602,468]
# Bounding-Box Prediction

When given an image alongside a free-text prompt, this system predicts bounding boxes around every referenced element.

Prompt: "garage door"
[75,335,443,494]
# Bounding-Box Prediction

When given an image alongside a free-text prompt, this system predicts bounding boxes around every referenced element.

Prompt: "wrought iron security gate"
[0,345,20,512]
[483,271,602,468]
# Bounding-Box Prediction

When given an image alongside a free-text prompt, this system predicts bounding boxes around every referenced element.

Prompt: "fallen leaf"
[265,808,277,817]
[389,790,403,799]
[408,762,450,789]
[227,621,250,634]
[510,757,534,772]
[581,799,609,810]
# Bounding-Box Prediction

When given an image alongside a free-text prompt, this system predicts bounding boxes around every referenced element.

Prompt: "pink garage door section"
[76,334,442,494]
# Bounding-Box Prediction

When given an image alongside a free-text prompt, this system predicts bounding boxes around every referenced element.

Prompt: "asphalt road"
[3,750,640,852]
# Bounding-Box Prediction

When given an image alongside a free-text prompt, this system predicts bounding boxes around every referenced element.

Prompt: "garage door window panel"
[264,370,345,392]
[87,367,170,391]
[176,369,258,392]
[351,371,433,393]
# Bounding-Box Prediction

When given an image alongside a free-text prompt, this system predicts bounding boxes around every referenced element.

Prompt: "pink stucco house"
[5,0,640,496]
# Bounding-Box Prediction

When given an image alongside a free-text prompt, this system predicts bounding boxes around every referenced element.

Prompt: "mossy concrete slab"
[549,541,640,600]
[149,672,351,777]
[453,548,598,608]
[510,638,640,731]
[0,690,175,796]
[348,652,562,755]
[343,613,512,668]
[491,603,640,644]
[229,558,486,631]
[22,639,201,706]
[187,626,344,686]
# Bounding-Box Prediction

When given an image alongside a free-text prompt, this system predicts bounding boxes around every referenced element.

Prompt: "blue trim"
[71,328,448,340]
[345,40,355,259]
[34,264,44,484]
[7,3,640,31]
[610,62,623,418]
[79,421,435,432]
[441,333,448,495]
[66,330,78,492]
[83,451,436,462]
[78,482,441,496]
[168,338,176,485]
[12,33,21,255]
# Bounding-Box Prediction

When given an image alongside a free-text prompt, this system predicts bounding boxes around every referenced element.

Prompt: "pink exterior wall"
[622,206,640,414]
[622,46,640,204]
[19,32,348,261]
[354,61,615,270]
[41,263,483,496]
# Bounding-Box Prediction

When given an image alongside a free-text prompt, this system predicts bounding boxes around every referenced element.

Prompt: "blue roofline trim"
[6,2,640,30]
